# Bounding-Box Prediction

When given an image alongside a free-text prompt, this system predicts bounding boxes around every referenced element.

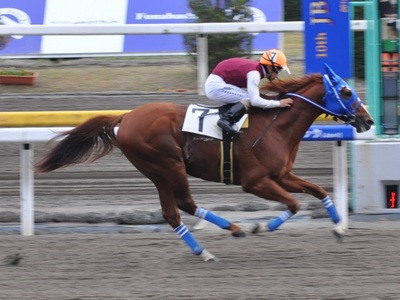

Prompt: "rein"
[282,68,361,123]
[284,92,342,118]
[284,73,361,122]
[252,108,282,148]
[252,65,361,147]
[252,87,345,149]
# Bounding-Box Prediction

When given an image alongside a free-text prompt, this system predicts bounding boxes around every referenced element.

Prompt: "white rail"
[0,21,368,94]
[0,21,367,35]
[1,126,375,235]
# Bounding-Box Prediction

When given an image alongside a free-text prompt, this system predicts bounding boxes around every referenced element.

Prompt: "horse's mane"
[260,73,323,94]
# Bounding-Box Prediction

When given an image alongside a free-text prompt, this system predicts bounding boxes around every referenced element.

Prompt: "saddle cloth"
[182,104,248,139]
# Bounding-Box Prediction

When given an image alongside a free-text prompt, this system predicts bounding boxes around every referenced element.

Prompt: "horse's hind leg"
[193,208,245,237]
[130,160,243,259]
[177,194,246,238]
[161,167,245,237]
[119,150,216,259]
[139,176,217,261]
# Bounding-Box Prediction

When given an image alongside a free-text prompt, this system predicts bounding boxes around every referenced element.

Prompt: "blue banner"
[0,0,281,56]
[0,0,46,55]
[302,0,352,78]
[124,0,280,53]
[303,125,354,141]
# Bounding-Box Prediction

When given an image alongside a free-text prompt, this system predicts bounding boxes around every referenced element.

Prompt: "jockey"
[204,49,294,135]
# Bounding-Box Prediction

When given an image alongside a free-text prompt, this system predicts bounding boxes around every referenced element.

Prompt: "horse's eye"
[341,87,353,99]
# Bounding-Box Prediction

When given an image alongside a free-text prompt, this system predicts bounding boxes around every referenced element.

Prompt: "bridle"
[252,64,363,147]
[284,68,362,124]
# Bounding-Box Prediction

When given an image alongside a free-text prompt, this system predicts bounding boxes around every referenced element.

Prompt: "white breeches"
[204,74,249,104]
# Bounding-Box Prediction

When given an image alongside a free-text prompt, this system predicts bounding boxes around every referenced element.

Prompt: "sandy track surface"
[1,216,400,300]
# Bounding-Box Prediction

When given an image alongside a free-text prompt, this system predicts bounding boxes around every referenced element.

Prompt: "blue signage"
[302,0,352,78]
[0,0,46,55]
[303,125,354,141]
[0,0,281,56]
[124,0,194,53]
[124,0,280,53]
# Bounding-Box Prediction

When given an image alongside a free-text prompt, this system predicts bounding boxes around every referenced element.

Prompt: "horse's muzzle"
[352,117,374,133]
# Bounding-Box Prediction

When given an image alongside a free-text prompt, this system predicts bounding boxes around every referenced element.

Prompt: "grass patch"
[0,64,198,93]
[0,69,35,76]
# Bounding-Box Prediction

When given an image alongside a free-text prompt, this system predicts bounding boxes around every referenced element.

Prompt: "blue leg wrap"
[267,210,293,231]
[195,207,230,229]
[322,196,341,224]
[174,224,204,255]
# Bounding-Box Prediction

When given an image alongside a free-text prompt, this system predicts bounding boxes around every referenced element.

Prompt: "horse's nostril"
[367,119,375,126]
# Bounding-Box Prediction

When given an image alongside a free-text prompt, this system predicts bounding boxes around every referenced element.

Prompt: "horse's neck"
[295,99,322,124]
[275,100,322,141]
[281,83,326,133]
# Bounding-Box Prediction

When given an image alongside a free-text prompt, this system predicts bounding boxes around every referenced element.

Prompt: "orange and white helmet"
[260,49,291,75]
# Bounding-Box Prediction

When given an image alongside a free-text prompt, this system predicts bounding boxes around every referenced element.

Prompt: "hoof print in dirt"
[3,253,22,266]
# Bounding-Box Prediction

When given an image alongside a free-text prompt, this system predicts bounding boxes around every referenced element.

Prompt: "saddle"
[182,104,248,184]
[182,104,248,140]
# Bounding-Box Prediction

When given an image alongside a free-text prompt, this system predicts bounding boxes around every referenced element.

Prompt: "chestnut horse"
[36,64,374,261]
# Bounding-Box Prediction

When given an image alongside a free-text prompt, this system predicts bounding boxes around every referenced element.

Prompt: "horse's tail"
[35,114,124,173]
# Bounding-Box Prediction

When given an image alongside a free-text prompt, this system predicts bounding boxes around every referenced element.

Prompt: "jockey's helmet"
[260,49,291,75]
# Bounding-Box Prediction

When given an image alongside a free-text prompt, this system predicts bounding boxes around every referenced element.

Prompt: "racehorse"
[35,64,374,261]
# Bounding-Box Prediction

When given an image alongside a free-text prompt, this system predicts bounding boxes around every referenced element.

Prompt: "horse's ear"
[324,63,341,85]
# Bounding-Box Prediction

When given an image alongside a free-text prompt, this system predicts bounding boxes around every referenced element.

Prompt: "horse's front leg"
[277,172,344,239]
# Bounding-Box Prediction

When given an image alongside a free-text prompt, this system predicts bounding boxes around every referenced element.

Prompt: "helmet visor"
[271,65,291,76]
[281,65,291,76]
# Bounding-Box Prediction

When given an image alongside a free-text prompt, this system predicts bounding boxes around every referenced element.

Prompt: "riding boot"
[217,102,247,134]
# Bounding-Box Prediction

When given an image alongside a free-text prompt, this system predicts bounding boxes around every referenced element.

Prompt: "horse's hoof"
[232,230,246,238]
[3,253,22,266]
[251,223,262,234]
[332,229,343,242]
[229,223,245,237]
[200,249,219,262]
[332,225,345,242]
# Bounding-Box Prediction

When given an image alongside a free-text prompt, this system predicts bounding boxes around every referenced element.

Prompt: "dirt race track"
[2,217,400,300]
[1,88,400,299]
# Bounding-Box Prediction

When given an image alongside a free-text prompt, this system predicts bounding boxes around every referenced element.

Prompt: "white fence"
[0,21,368,94]
[0,126,376,235]
[0,21,367,35]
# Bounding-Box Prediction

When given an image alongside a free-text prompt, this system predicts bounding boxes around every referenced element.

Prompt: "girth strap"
[220,131,234,184]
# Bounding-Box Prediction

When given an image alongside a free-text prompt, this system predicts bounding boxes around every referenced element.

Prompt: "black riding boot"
[217,102,247,134]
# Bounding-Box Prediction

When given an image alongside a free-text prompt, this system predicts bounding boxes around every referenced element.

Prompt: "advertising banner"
[41,0,128,54]
[303,125,354,141]
[303,0,352,78]
[0,0,282,57]
[0,0,46,55]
